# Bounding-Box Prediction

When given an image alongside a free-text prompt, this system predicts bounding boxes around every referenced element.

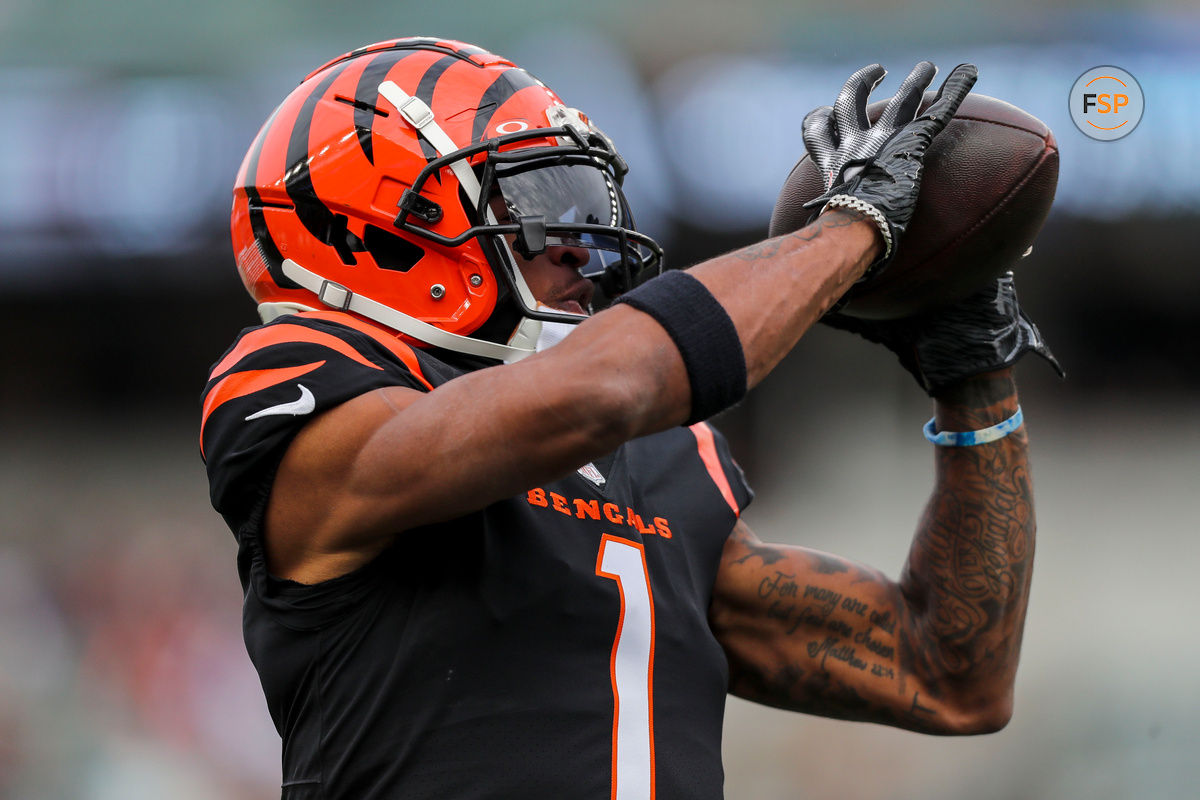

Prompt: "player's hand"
[803,62,978,276]
[822,271,1064,396]
[803,62,937,191]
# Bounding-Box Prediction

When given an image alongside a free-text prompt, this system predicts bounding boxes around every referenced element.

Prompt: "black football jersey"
[201,311,753,800]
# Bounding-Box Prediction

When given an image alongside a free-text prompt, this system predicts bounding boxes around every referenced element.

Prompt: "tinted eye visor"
[496,160,623,229]
[493,161,660,290]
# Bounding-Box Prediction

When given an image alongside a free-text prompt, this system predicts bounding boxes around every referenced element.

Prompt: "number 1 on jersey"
[595,534,656,800]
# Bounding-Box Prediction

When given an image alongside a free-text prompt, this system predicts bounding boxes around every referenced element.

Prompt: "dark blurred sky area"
[0,2,1196,427]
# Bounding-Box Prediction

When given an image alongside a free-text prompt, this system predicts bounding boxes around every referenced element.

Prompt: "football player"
[202,38,1054,799]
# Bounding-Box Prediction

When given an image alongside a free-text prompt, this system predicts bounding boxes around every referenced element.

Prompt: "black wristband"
[614,270,747,424]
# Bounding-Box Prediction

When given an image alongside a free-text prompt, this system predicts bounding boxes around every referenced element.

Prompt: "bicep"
[267,374,591,581]
[709,520,952,732]
[264,385,426,582]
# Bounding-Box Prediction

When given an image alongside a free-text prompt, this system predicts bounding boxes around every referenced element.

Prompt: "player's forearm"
[899,369,1035,729]
[537,209,879,439]
[687,210,880,388]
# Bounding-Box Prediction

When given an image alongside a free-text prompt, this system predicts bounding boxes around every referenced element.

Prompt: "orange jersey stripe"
[200,361,324,458]
[210,323,383,381]
[297,311,434,391]
[688,422,740,517]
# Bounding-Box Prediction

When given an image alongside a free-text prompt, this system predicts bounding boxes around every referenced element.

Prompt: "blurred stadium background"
[1,1,1197,797]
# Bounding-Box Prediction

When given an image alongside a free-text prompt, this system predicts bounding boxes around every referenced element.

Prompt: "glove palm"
[823,272,1064,396]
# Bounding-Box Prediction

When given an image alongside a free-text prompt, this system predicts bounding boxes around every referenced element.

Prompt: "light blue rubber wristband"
[923,406,1023,447]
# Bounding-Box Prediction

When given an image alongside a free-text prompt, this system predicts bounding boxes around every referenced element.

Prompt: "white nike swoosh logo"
[245,384,316,420]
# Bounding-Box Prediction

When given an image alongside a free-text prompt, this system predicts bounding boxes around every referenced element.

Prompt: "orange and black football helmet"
[231,37,663,361]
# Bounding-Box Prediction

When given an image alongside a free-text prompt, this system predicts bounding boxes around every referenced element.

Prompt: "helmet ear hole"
[364,225,425,272]
[326,212,362,266]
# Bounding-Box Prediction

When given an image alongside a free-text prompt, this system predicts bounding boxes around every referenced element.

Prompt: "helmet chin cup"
[503,316,543,363]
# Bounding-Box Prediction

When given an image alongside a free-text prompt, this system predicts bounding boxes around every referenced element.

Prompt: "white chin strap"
[281,258,541,362]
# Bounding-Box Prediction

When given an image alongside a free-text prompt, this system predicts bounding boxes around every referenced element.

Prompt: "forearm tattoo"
[721,374,1034,730]
[905,374,1033,679]
[731,210,866,263]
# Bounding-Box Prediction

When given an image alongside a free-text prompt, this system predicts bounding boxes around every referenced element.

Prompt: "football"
[769,93,1059,319]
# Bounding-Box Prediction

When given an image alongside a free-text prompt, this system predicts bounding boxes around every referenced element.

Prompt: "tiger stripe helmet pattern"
[232,37,663,361]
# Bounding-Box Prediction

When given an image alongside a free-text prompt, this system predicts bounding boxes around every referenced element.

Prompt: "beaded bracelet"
[923,406,1024,447]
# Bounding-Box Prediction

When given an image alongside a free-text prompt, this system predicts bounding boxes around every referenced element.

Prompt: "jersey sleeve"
[689,421,754,517]
[200,314,435,531]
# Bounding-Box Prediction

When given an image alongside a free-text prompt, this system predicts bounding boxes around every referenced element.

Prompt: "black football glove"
[822,271,1065,397]
[802,62,978,277]
[803,62,938,191]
